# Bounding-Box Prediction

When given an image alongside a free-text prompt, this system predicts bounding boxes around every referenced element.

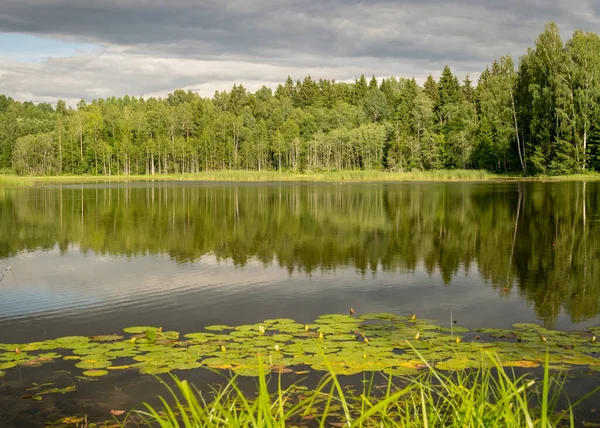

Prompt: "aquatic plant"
[1,314,599,380]
[126,352,600,427]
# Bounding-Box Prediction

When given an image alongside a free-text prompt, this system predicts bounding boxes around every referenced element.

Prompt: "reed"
[3,170,600,187]
[125,352,599,427]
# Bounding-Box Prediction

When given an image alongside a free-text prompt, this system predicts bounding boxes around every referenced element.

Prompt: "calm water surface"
[0,181,599,425]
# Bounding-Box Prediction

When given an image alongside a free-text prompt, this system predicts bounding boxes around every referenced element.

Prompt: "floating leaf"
[139,366,171,375]
[512,323,542,330]
[184,332,216,341]
[263,318,296,325]
[383,367,420,377]
[205,325,235,331]
[83,370,109,377]
[145,329,157,342]
[123,326,158,334]
[0,313,599,379]
[0,362,17,370]
[75,360,112,370]
[54,336,91,345]
[61,417,85,424]
[360,313,403,321]
[502,360,540,368]
[63,356,81,361]
[21,395,43,401]
[90,335,123,342]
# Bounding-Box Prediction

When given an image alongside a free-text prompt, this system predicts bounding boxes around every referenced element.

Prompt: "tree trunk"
[510,89,526,173]
[58,116,63,173]
[583,129,587,170]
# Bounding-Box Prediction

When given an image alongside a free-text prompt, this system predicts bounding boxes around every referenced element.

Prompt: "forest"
[1,22,600,176]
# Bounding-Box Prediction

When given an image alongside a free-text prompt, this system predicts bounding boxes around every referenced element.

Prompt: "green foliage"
[126,353,599,427]
[1,22,599,176]
[474,118,496,170]
[2,312,600,381]
[587,124,600,171]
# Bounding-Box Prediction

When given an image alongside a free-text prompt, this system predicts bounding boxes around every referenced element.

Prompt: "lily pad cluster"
[0,314,599,378]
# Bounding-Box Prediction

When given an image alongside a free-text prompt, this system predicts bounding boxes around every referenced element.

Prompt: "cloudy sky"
[1,0,599,105]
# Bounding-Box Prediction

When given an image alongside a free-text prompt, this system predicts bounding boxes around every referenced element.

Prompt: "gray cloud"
[0,0,598,103]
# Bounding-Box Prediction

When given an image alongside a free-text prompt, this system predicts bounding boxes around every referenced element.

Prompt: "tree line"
[1,22,600,176]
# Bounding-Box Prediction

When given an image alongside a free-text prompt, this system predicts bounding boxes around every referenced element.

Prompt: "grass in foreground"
[124,353,599,428]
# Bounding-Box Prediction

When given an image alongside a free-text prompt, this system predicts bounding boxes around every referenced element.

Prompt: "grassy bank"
[3,170,600,187]
[124,353,598,428]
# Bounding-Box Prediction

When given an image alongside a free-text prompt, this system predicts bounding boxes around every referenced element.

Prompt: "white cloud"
[0,47,445,105]
[0,0,598,103]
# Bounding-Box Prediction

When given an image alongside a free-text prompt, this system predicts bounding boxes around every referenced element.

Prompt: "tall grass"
[0,175,32,187]
[124,352,599,427]
[2,169,497,185]
[4,170,600,187]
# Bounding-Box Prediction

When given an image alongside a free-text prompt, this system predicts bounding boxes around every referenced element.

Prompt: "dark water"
[0,181,599,425]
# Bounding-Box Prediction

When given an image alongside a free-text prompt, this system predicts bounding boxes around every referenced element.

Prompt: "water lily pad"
[502,360,540,368]
[107,365,132,370]
[184,333,216,341]
[90,335,123,342]
[145,329,157,342]
[202,357,234,369]
[271,334,294,342]
[106,350,139,358]
[435,358,481,371]
[75,360,112,370]
[1,312,600,379]
[316,314,360,324]
[170,362,203,371]
[123,326,159,334]
[0,362,18,370]
[359,313,402,320]
[83,370,109,377]
[139,366,172,375]
[263,318,296,325]
[232,365,272,377]
[512,323,542,330]
[440,327,470,333]
[276,323,305,333]
[205,325,235,331]
[383,367,420,377]
[54,336,91,345]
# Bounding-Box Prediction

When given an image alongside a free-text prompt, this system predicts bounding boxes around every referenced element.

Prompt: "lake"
[0,180,599,425]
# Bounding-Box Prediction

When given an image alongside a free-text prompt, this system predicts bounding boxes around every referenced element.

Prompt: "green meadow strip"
[3,170,600,186]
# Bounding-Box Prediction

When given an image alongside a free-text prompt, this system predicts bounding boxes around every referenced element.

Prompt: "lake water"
[0,181,599,425]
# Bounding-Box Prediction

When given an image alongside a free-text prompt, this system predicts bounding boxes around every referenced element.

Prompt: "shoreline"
[2,169,600,186]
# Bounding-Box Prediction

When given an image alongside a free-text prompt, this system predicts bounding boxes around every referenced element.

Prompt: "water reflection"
[0,181,598,327]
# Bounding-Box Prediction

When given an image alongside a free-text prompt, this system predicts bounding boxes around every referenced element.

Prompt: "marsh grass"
[126,352,599,428]
[0,175,32,186]
[1,169,494,185]
[3,169,600,186]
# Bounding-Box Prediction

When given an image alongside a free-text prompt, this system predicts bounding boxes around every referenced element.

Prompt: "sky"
[1,0,599,106]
